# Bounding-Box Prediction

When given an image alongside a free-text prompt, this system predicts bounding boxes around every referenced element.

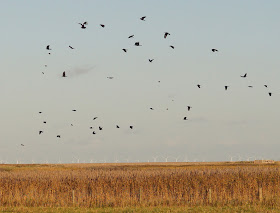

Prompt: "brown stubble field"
[0,161,280,210]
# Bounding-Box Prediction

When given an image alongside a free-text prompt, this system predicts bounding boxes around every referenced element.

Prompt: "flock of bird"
[25,16,274,146]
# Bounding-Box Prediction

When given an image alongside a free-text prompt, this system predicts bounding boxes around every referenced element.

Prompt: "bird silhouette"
[248,86,253,88]
[197,84,201,88]
[100,24,105,28]
[46,45,51,50]
[79,22,88,29]
[39,112,42,114]
[225,86,229,90]
[99,126,103,130]
[93,117,98,120]
[43,121,46,124]
[268,92,272,96]
[122,49,127,53]
[71,124,73,126]
[135,42,142,46]
[170,45,175,49]
[39,131,43,135]
[187,106,192,111]
[164,32,170,39]
[69,46,74,49]
[264,85,268,88]
[42,72,44,74]
[130,126,133,129]
[92,131,96,134]
[107,77,114,79]
[21,144,25,146]
[57,135,61,138]
[128,35,134,39]
[241,73,247,78]
[62,71,67,77]
[183,117,188,120]
[72,110,77,112]
[149,59,154,62]
[212,49,218,52]
[116,125,120,128]
[140,16,146,21]
[90,127,93,129]
[150,108,154,110]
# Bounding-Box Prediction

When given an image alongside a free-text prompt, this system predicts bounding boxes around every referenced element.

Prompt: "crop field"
[0,162,280,212]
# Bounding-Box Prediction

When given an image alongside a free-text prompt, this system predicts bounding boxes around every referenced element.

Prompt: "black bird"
[42,72,44,74]
[39,112,42,114]
[92,131,96,134]
[187,106,192,111]
[170,45,175,49]
[130,126,133,129]
[90,127,93,129]
[45,65,47,67]
[99,126,103,130]
[248,86,253,88]
[241,73,247,78]
[107,77,114,79]
[197,84,201,88]
[71,124,73,126]
[116,125,120,128]
[46,45,51,50]
[43,121,46,124]
[149,59,154,63]
[140,16,146,21]
[158,81,160,83]
[21,144,24,146]
[183,117,188,120]
[135,42,142,46]
[69,46,74,49]
[100,24,105,28]
[79,22,88,29]
[57,135,61,138]
[268,92,272,96]
[164,32,170,39]
[39,131,43,135]
[122,49,127,53]
[212,49,218,52]
[225,86,229,90]
[128,35,134,39]
[93,117,98,120]
[62,71,67,77]
[264,85,268,88]
[150,108,154,110]
[72,110,77,112]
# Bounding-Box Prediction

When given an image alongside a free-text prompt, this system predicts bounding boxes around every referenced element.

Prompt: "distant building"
[254,160,275,164]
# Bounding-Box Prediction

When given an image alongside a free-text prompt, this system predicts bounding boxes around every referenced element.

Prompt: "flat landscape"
[1,162,280,212]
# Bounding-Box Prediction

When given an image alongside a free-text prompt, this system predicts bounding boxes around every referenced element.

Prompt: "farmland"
[0,162,280,212]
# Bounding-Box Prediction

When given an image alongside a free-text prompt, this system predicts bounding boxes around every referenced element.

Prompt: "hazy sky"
[1,1,280,163]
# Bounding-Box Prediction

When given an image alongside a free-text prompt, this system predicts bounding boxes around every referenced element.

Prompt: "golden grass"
[0,162,279,208]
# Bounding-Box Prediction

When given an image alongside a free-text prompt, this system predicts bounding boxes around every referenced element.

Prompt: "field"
[0,162,280,212]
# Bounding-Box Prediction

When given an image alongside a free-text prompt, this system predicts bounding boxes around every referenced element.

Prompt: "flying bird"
[122,49,127,53]
[197,84,201,88]
[107,77,114,79]
[268,92,272,96]
[72,110,77,112]
[135,42,142,46]
[39,112,42,114]
[92,131,96,134]
[90,127,93,129]
[248,86,253,88]
[42,72,44,74]
[69,46,74,49]
[225,86,229,90]
[240,73,247,78]
[116,125,120,128]
[130,126,133,129]
[183,117,188,120]
[39,131,43,135]
[140,16,146,21]
[46,45,51,50]
[187,106,192,111]
[100,24,105,28]
[43,121,46,124]
[212,49,218,52]
[170,45,175,49]
[264,85,268,88]
[99,126,103,130]
[128,35,134,39]
[79,22,88,29]
[148,59,154,63]
[150,108,154,110]
[57,135,61,138]
[21,144,25,146]
[164,32,170,39]
[93,117,98,120]
[62,71,67,77]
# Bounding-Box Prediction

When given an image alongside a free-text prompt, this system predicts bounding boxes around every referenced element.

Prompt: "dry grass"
[0,162,279,208]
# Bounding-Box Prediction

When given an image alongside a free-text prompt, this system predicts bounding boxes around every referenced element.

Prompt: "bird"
[150,108,154,110]
[187,106,192,111]
[225,86,229,90]
[90,127,93,129]
[170,45,175,49]
[197,84,201,88]
[57,135,61,138]
[79,22,88,29]
[130,126,133,129]
[93,117,98,120]
[116,125,120,128]
[183,117,188,120]
[268,92,272,96]
[44,65,47,67]
[21,144,25,146]
[135,42,142,46]
[71,124,73,126]
[248,86,253,88]
[42,72,44,74]
[62,71,67,77]
[164,32,170,39]
[140,16,146,21]
[122,49,127,53]
[72,110,77,112]
[39,131,43,135]
[212,49,218,52]
[99,126,103,130]
[100,24,105,28]
[69,46,74,49]
[149,59,154,63]
[92,131,96,134]
[128,35,134,39]
[264,85,268,88]
[241,73,247,78]
[107,77,114,79]
[43,121,46,124]
[46,45,51,50]
[39,112,42,114]
[158,81,161,83]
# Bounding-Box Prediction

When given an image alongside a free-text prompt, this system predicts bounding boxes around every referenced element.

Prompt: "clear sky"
[1,1,280,163]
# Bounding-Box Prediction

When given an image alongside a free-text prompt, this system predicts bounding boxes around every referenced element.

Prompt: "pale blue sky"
[1,1,280,163]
